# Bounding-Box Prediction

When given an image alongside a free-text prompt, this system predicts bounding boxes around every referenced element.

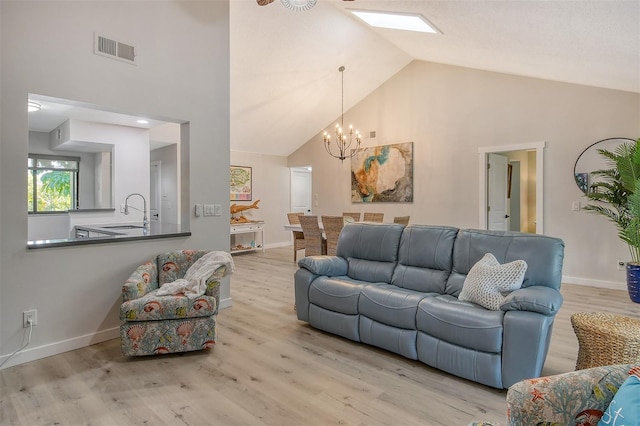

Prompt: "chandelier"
[323,66,361,163]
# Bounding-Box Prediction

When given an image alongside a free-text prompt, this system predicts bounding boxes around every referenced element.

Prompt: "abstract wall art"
[351,142,413,203]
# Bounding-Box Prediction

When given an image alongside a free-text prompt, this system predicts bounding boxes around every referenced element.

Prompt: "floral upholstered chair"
[470,363,640,426]
[120,250,232,356]
[506,363,639,425]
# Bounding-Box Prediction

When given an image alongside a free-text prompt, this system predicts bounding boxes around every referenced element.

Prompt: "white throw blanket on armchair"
[156,251,235,299]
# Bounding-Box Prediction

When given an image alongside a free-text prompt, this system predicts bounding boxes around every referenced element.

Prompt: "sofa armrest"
[506,364,638,426]
[500,286,563,316]
[122,260,159,302]
[298,256,348,277]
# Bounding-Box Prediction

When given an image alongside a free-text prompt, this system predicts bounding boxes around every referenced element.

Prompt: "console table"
[230,221,265,254]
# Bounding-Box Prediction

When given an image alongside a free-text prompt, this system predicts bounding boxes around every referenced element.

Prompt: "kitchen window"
[28,154,79,213]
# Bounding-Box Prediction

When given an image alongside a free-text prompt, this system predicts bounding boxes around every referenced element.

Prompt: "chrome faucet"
[124,193,149,227]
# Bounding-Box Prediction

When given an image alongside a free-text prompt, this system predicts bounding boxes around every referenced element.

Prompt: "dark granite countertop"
[28,222,191,249]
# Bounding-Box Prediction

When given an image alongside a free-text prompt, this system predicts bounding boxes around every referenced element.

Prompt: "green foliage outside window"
[28,154,78,213]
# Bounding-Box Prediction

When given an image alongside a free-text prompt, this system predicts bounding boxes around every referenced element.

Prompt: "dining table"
[283,216,355,233]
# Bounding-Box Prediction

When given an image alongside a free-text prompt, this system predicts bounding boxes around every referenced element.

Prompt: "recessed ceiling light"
[137,119,149,124]
[350,10,440,34]
[27,101,41,112]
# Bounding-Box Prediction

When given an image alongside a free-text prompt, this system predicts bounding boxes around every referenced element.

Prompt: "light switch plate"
[194,204,203,217]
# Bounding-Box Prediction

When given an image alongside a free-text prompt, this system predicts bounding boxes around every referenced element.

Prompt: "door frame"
[478,141,545,234]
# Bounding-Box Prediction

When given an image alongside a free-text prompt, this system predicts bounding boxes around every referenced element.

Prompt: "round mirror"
[574,137,636,194]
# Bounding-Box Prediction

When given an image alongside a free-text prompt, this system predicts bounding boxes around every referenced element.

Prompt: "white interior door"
[150,161,161,222]
[290,167,312,214]
[487,153,509,231]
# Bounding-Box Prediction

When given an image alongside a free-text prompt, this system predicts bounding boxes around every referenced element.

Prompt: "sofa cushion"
[346,258,397,284]
[360,317,418,359]
[458,253,527,310]
[359,283,433,330]
[120,289,217,321]
[446,229,564,295]
[336,222,404,283]
[416,332,503,388]
[416,295,504,353]
[308,276,370,314]
[309,304,360,341]
[391,225,458,293]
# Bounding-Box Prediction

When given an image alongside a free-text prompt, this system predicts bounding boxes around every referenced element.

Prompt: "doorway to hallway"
[479,142,545,234]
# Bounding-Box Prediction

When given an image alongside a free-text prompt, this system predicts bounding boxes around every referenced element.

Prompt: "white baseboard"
[562,275,626,290]
[0,326,119,370]
[265,241,291,249]
[1,298,235,370]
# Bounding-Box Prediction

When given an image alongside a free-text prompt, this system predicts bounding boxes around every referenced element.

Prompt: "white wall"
[230,151,291,248]
[288,60,640,289]
[1,1,230,367]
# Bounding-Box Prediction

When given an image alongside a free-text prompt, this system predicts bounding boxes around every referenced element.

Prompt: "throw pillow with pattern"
[459,253,527,310]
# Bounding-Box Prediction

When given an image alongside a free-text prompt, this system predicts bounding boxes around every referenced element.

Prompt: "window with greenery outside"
[28,155,79,213]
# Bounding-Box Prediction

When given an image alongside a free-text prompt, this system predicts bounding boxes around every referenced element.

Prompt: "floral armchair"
[120,250,231,356]
[506,363,639,425]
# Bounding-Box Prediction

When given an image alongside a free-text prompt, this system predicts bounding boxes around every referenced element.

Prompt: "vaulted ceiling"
[230,0,640,156]
[27,1,640,156]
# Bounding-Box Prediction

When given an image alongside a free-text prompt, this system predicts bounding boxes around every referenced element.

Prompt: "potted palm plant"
[583,137,640,303]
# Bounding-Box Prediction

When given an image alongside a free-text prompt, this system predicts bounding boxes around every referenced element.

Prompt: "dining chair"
[321,215,345,256]
[362,212,384,222]
[343,212,361,222]
[287,212,306,262]
[393,216,410,226]
[299,215,326,256]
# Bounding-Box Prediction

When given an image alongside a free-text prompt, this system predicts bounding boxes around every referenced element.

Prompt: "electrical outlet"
[23,309,37,327]
[120,204,126,213]
[204,204,215,217]
[618,260,626,271]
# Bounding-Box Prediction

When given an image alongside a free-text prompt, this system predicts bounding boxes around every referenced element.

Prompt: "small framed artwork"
[230,165,252,201]
[575,172,588,194]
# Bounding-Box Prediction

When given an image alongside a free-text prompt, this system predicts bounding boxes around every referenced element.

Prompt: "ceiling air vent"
[94,33,136,65]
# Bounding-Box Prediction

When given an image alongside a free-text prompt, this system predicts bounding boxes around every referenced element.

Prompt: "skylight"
[350,10,440,34]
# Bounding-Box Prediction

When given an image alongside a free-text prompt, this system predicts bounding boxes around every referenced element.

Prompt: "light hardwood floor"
[1,247,639,425]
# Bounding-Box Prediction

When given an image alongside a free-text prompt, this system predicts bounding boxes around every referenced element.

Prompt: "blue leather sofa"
[294,223,565,389]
